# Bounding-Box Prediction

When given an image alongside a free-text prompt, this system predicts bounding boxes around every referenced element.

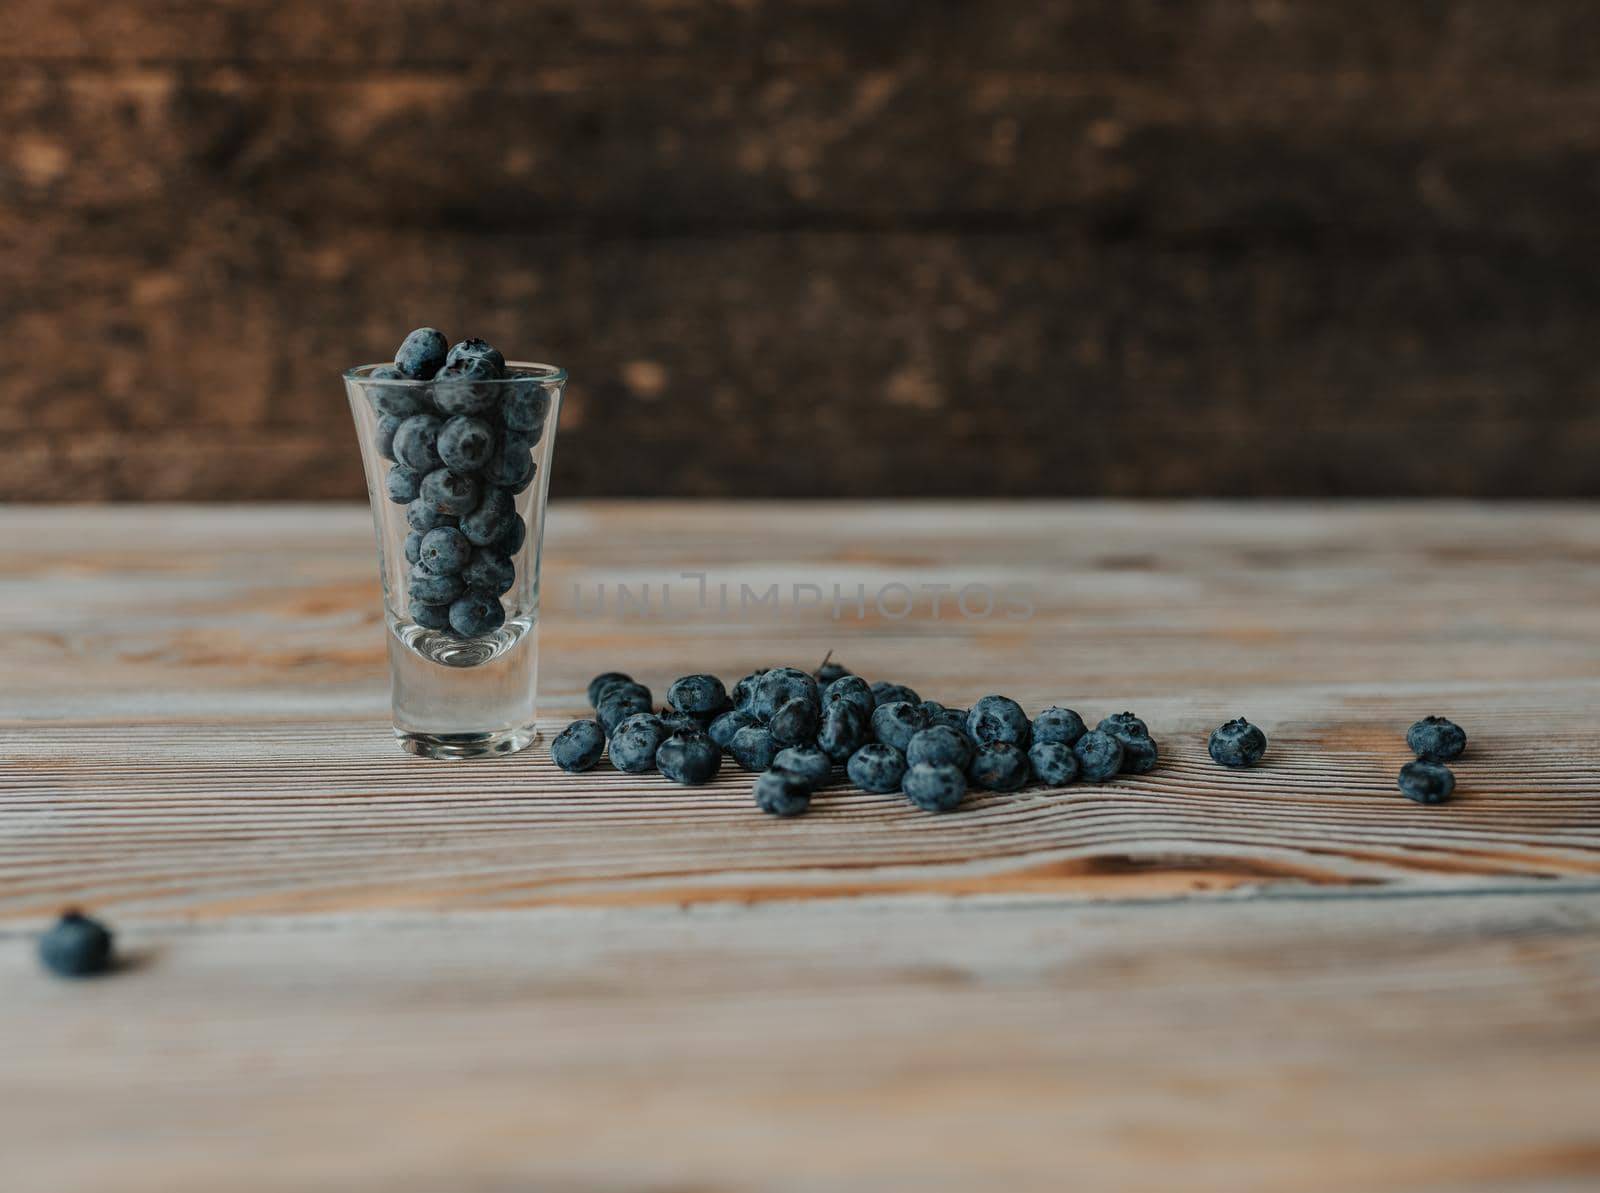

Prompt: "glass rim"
[343,360,568,386]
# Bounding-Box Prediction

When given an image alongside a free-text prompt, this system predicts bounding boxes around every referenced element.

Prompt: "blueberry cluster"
[551,660,1161,816]
[1400,716,1465,803]
[369,328,550,639]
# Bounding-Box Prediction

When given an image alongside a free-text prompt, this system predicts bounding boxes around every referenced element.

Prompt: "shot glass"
[344,361,564,758]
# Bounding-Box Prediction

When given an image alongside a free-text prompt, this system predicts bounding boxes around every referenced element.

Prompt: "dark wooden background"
[4,1,1598,499]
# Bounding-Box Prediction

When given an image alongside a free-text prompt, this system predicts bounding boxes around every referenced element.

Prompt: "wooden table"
[3,503,1597,1193]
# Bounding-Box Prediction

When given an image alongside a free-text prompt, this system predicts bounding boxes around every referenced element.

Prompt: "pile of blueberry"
[367,327,550,639]
[1399,716,1466,803]
[552,658,1171,817]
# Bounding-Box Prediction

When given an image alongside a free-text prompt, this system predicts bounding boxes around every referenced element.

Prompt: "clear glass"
[344,361,564,759]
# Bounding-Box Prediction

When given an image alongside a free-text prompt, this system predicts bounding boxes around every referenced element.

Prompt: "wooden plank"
[2,892,1598,1193]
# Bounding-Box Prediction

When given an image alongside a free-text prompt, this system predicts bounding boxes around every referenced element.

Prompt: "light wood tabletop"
[2,502,1597,1193]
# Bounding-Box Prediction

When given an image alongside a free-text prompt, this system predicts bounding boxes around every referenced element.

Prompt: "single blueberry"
[368,363,428,417]
[587,672,632,707]
[1029,741,1079,786]
[656,708,703,737]
[376,412,403,460]
[1208,718,1267,769]
[668,674,729,716]
[871,681,921,708]
[751,668,820,721]
[817,701,870,762]
[871,701,929,752]
[846,742,907,794]
[1399,760,1456,804]
[729,670,763,710]
[773,744,832,788]
[822,674,875,720]
[902,763,966,813]
[813,656,849,685]
[406,498,455,533]
[409,566,464,605]
[729,724,779,772]
[1116,733,1159,775]
[922,705,971,736]
[1032,707,1088,747]
[38,910,114,978]
[433,354,502,416]
[485,434,536,491]
[460,487,517,547]
[967,695,1031,747]
[754,768,812,817]
[597,686,653,735]
[968,742,1029,791]
[420,468,480,517]
[1407,716,1466,763]
[657,731,722,785]
[460,547,515,596]
[448,590,505,638]
[412,601,451,630]
[403,529,423,565]
[436,415,495,473]
[709,708,761,749]
[597,679,652,710]
[1073,730,1124,783]
[495,515,527,555]
[905,725,974,771]
[393,414,444,473]
[608,713,667,773]
[418,526,471,575]
[385,464,422,504]
[501,378,551,434]
[395,327,448,380]
[551,719,606,772]
[769,696,820,747]
[1098,712,1148,739]
[445,337,506,372]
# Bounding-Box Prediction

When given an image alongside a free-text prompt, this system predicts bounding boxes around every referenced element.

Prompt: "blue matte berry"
[754,769,812,817]
[1116,733,1159,775]
[460,547,515,596]
[445,337,506,372]
[769,696,820,747]
[905,725,974,771]
[1073,730,1124,783]
[448,590,505,638]
[597,686,653,735]
[871,701,928,752]
[376,412,403,460]
[484,434,535,491]
[460,487,516,547]
[395,327,448,380]
[817,700,870,762]
[656,708,702,736]
[968,742,1029,791]
[1028,741,1079,786]
[1209,718,1267,769]
[657,730,722,785]
[385,464,422,504]
[405,498,453,533]
[608,713,667,773]
[409,566,464,605]
[551,719,605,772]
[587,672,632,707]
[1098,712,1148,739]
[433,354,502,416]
[871,681,920,708]
[814,658,849,685]
[38,910,114,978]
[501,378,550,434]
[1032,707,1087,747]
[846,742,906,794]
[1399,760,1455,804]
[403,530,423,565]
[1407,716,1466,763]
[368,363,427,416]
[752,668,820,721]
[730,724,779,772]
[495,516,527,555]
[822,674,875,720]
[436,415,495,473]
[420,469,480,517]
[902,763,966,813]
[668,674,729,716]
[709,708,761,749]
[418,526,471,575]
[729,670,763,710]
[412,601,451,630]
[393,414,443,473]
[773,744,831,788]
[922,705,970,736]
[967,695,1031,747]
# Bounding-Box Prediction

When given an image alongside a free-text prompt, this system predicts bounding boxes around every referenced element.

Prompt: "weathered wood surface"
[0,502,1597,1191]
[4,1,1600,499]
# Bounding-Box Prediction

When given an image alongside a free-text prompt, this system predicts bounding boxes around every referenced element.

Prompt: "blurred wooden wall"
[3,0,1598,499]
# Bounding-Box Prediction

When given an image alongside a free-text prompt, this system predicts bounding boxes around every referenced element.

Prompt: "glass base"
[397,725,540,760]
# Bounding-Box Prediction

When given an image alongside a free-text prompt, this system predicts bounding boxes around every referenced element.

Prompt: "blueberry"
[436,415,495,473]
[1399,760,1456,804]
[433,354,502,416]
[905,725,974,771]
[1032,707,1087,747]
[709,708,761,749]
[754,769,812,817]
[460,487,518,547]
[597,679,652,711]
[368,363,427,416]
[968,742,1029,791]
[485,434,536,491]
[551,719,605,772]
[902,763,966,813]
[813,655,849,685]
[412,601,451,630]
[393,414,444,473]
[1407,716,1466,763]
[587,672,633,707]
[409,566,464,605]
[729,670,763,710]
[871,682,920,708]
[445,337,506,372]
[376,412,403,460]
[1028,741,1079,786]
[773,744,832,788]
[403,529,423,565]
[1208,718,1267,769]
[608,713,667,773]
[817,700,870,762]
[501,378,551,434]
[656,708,703,737]
[729,724,779,772]
[1115,733,1159,775]
[385,464,422,504]
[770,696,820,746]
[967,695,1031,747]
[420,469,480,517]
[496,516,527,555]
[657,731,722,785]
[668,674,729,716]
[922,705,971,736]
[871,701,928,752]
[38,910,114,978]
[822,674,875,720]
[1072,730,1124,783]
[418,526,471,575]
[597,686,653,735]
[448,590,505,638]
[395,327,448,380]
[752,668,820,721]
[846,742,906,793]
[406,498,455,533]
[1098,712,1148,739]
[461,547,515,596]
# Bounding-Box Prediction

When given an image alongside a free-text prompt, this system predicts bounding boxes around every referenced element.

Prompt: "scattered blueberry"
[485,434,536,490]
[668,674,729,716]
[403,529,423,565]
[609,713,667,773]
[412,601,451,630]
[420,468,481,517]
[501,378,550,434]
[813,656,850,685]
[730,670,763,710]
[1028,740,1079,785]
[871,682,920,708]
[846,742,907,794]
[551,719,606,772]
[708,708,761,749]
[968,742,1029,791]
[376,412,403,460]
[1098,712,1148,739]
[656,731,722,785]
[436,415,496,473]
[903,763,966,813]
[385,464,422,504]
[587,672,633,707]
[871,701,928,752]
[461,548,515,596]
[393,414,444,473]
[773,744,832,788]
[769,696,820,746]
[1032,707,1087,747]
[1407,716,1467,763]
[905,725,974,771]
[1208,718,1268,769]
[445,337,506,372]
[922,705,970,735]
[1115,733,1159,775]
[967,695,1031,747]
[433,354,502,416]
[656,708,702,736]
[419,526,471,575]
[597,687,653,735]
[729,724,779,772]
[754,768,812,817]
[821,674,875,720]
[1399,760,1456,804]
[38,910,114,978]
[447,590,505,638]
[752,668,820,721]
[1073,730,1124,783]
[817,700,870,761]
[409,566,464,605]
[394,327,448,380]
